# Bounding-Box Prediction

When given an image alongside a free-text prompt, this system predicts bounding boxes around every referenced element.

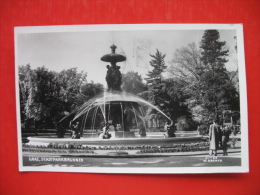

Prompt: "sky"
[17,27,238,86]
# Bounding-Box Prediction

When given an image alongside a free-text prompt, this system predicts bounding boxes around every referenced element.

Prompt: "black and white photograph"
[15,24,248,173]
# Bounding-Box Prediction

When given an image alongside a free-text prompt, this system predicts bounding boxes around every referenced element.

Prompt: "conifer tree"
[145,49,167,106]
[200,30,229,74]
[146,49,167,84]
[199,30,239,122]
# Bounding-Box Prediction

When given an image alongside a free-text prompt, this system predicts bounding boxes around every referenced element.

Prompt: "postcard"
[15,24,248,173]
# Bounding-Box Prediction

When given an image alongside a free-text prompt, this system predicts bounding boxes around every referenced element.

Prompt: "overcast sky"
[17,27,237,86]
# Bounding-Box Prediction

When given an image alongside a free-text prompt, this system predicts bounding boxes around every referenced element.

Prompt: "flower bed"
[138,142,209,154]
[22,142,209,154]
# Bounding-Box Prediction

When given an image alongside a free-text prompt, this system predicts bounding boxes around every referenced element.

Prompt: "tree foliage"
[200,30,229,73]
[144,50,191,125]
[122,71,147,95]
[168,42,204,83]
[168,30,239,124]
[160,78,190,121]
[145,49,167,105]
[81,82,104,100]
[146,49,167,84]
[19,65,104,129]
[199,30,239,122]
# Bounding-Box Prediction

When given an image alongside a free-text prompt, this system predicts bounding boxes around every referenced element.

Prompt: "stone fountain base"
[22,135,210,157]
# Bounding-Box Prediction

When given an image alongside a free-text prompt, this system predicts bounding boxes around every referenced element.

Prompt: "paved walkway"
[23,149,241,167]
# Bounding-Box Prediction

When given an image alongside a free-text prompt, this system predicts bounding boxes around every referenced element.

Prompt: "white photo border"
[15,24,248,174]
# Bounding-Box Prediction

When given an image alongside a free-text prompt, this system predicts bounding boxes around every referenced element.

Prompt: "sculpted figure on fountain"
[106,62,122,91]
[101,44,125,91]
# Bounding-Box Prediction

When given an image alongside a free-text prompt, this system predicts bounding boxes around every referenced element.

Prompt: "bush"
[176,116,196,131]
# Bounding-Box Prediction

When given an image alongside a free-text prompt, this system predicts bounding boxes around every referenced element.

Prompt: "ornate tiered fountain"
[62,44,173,140]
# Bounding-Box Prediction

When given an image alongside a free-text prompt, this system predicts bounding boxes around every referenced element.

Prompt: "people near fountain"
[164,121,176,138]
[69,120,74,138]
[116,124,122,131]
[123,108,131,131]
[139,122,146,137]
[108,121,115,132]
[208,120,220,156]
[222,125,231,156]
[55,120,66,138]
[100,123,108,139]
[218,126,223,149]
[100,122,112,139]
[70,120,80,139]
[97,122,104,137]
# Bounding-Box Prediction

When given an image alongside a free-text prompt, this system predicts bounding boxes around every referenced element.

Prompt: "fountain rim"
[100,44,127,63]
[27,136,204,145]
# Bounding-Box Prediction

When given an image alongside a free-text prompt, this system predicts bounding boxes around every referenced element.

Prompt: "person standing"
[208,120,220,156]
[222,125,231,155]
[70,120,80,139]
[75,121,81,139]
[218,126,223,149]
[123,108,131,131]
[164,121,175,138]
[101,122,112,139]
[139,122,146,137]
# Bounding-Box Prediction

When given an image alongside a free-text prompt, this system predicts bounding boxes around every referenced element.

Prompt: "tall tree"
[200,30,229,74]
[146,49,167,84]
[145,49,167,106]
[198,30,238,122]
[19,64,35,127]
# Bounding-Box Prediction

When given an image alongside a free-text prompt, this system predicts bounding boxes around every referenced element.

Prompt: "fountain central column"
[101,45,126,91]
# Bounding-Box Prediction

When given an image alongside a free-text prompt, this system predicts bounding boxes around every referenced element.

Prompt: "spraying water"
[61,91,172,124]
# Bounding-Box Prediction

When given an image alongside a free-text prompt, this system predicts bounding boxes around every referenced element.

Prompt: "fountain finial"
[110,44,117,53]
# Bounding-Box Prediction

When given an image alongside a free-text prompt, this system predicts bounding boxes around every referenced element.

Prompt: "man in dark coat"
[222,125,231,155]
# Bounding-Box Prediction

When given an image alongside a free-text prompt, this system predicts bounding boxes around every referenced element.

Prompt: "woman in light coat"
[209,121,220,156]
